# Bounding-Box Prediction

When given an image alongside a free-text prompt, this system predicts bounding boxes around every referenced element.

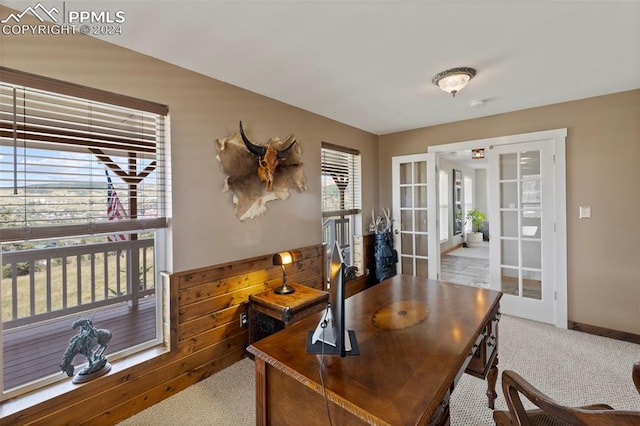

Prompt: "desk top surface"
[247,274,502,425]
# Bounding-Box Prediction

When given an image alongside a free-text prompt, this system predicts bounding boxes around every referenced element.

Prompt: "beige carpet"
[118,315,640,425]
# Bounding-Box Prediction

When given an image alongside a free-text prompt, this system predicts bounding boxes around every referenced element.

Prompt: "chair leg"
[633,362,640,395]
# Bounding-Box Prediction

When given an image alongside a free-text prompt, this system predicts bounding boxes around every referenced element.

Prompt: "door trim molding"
[427,128,567,153]
[427,128,567,328]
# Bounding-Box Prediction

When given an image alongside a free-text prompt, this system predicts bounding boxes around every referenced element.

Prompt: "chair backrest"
[633,361,640,395]
[495,369,640,426]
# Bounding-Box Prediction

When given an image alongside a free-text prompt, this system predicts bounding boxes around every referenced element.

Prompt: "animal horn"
[277,139,297,160]
[239,121,266,157]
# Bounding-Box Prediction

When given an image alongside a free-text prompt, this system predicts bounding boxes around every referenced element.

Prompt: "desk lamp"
[272,251,299,294]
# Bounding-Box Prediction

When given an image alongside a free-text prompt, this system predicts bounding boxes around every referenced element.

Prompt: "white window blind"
[321,142,361,217]
[0,67,168,242]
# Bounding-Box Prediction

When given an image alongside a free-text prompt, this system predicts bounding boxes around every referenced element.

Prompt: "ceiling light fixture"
[471,149,485,159]
[432,67,476,97]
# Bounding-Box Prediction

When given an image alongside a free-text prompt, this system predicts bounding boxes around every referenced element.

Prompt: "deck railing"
[1,238,155,330]
[322,217,352,264]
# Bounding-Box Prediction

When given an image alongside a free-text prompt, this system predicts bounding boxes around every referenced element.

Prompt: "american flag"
[106,170,128,242]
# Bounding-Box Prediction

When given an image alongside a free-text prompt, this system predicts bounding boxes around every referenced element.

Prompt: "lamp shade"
[273,251,293,265]
[432,67,476,97]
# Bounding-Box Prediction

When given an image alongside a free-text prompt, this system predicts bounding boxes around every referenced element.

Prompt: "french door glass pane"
[521,178,541,204]
[500,182,518,209]
[501,239,518,266]
[415,210,428,232]
[402,256,414,275]
[401,187,412,208]
[523,270,542,300]
[500,153,518,179]
[416,258,428,277]
[522,241,541,269]
[520,150,540,176]
[415,234,428,257]
[415,186,427,208]
[400,163,412,184]
[415,161,427,183]
[401,210,413,231]
[501,267,519,296]
[501,211,518,238]
[522,212,541,238]
[401,234,413,255]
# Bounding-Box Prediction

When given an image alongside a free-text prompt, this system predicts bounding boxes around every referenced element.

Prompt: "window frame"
[464,175,474,233]
[0,67,169,399]
[321,142,362,277]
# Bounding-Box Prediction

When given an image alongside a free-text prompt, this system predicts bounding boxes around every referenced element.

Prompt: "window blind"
[0,68,168,242]
[321,142,361,217]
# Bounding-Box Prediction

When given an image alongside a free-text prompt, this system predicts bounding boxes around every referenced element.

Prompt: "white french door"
[488,141,557,323]
[391,154,439,279]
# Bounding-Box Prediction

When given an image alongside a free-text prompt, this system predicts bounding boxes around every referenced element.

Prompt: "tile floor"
[440,245,542,299]
[440,251,490,288]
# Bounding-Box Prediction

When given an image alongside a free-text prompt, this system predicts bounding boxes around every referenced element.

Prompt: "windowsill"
[0,345,168,420]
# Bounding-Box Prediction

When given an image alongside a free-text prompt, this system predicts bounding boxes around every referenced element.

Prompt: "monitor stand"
[306,310,359,355]
[310,309,336,347]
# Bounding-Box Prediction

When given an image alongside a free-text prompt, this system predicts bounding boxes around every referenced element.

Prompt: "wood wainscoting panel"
[1,244,325,426]
[346,275,368,298]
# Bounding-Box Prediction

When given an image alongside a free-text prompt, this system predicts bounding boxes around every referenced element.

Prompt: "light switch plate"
[579,206,591,219]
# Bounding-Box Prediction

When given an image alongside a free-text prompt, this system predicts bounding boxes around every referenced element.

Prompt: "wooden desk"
[248,283,329,345]
[247,275,502,426]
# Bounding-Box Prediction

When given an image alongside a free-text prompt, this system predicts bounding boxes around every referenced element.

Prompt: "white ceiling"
[4,1,640,135]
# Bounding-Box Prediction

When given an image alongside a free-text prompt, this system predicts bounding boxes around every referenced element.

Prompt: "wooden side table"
[248,283,328,345]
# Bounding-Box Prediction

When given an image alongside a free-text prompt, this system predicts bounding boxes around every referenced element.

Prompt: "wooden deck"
[3,298,157,390]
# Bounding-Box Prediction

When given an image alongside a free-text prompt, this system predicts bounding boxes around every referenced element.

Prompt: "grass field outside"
[2,243,154,324]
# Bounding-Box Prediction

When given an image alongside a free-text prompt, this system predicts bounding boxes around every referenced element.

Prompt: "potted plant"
[465,208,486,246]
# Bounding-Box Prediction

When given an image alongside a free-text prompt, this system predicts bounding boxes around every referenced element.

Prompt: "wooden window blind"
[321,142,361,217]
[0,67,168,242]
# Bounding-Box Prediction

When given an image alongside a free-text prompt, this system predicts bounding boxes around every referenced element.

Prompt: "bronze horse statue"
[60,318,112,378]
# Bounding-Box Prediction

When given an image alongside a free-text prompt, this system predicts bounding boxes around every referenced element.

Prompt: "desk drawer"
[465,309,500,379]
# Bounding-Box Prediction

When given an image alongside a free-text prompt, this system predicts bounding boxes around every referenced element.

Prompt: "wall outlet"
[240,312,248,327]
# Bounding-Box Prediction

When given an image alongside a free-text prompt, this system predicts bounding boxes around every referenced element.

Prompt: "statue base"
[72,362,111,384]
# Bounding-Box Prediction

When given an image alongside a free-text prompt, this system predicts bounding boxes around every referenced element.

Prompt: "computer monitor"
[306,242,359,356]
